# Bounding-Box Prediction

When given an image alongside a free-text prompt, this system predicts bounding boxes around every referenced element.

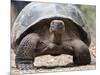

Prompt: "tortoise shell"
[11,2,91,48]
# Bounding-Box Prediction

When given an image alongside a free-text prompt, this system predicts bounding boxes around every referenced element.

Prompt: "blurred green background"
[79,5,96,37]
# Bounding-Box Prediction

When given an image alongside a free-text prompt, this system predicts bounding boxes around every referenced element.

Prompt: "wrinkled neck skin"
[50,32,62,45]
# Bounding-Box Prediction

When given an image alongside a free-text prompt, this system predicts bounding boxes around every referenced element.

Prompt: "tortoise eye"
[57,24,63,29]
[50,25,56,29]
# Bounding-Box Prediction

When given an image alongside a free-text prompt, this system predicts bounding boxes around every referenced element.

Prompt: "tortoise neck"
[50,32,62,45]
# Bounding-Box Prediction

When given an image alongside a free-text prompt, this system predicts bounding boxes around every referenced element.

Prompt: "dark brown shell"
[11,2,91,48]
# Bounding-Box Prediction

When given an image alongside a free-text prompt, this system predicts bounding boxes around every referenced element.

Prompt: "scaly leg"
[15,33,40,70]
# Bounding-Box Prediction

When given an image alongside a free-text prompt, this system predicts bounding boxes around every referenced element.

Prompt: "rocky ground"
[11,39,96,75]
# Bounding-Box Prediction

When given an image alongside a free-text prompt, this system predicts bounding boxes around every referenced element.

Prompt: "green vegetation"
[79,5,96,36]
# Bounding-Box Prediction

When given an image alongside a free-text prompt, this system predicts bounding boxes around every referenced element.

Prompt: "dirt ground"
[11,39,96,75]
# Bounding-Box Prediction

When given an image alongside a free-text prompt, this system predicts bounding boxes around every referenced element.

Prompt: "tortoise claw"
[17,64,34,70]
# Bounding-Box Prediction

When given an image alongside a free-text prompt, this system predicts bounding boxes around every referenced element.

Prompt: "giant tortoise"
[11,2,91,70]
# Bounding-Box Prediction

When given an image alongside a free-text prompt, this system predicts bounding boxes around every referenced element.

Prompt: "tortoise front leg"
[15,33,40,70]
[71,39,91,65]
[63,39,91,65]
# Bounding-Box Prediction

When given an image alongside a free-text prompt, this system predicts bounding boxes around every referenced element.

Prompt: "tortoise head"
[49,20,65,34]
[49,20,65,44]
